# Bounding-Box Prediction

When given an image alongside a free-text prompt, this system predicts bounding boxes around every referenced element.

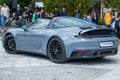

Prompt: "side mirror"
[22,25,29,31]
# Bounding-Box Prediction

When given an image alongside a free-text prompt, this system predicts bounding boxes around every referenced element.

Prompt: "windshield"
[52,17,97,28]
[29,19,50,29]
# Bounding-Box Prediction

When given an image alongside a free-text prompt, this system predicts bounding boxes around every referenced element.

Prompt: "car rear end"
[65,28,118,59]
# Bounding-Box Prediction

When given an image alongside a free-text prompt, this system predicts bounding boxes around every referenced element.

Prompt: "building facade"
[91,0,103,18]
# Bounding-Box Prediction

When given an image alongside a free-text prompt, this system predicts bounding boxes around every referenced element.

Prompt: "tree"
[43,0,91,16]
[104,0,120,10]
[18,0,32,8]
[0,0,31,9]
[0,0,12,7]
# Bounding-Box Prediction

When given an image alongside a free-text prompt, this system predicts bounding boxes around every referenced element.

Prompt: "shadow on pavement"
[14,52,49,60]
[10,52,118,65]
[67,57,118,65]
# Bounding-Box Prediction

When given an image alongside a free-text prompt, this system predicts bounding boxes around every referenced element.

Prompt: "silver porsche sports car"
[2,17,118,63]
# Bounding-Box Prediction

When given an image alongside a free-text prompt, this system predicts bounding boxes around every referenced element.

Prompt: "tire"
[47,38,68,63]
[4,35,17,54]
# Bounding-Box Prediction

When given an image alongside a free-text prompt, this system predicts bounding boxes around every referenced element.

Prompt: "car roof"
[52,17,97,27]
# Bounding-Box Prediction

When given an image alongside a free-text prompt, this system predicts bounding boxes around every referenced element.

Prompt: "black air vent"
[79,27,93,30]
[80,29,115,37]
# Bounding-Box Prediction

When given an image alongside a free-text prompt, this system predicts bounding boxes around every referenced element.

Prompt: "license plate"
[100,42,113,47]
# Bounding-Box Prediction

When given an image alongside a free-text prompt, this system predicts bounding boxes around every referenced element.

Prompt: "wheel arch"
[46,36,66,55]
[3,33,17,48]
[3,33,18,54]
[4,33,12,38]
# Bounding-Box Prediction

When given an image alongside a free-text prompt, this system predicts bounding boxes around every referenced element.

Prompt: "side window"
[47,21,53,29]
[28,20,40,29]
[52,20,62,28]
[48,21,52,26]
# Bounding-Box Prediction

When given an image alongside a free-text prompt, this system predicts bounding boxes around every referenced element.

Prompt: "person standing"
[32,11,37,22]
[49,13,54,18]
[75,9,80,18]
[115,13,120,43]
[28,8,33,23]
[104,9,112,28]
[1,3,10,27]
[22,11,28,25]
[111,11,119,28]
[92,12,98,24]
[15,4,22,20]
[86,13,92,22]
[41,9,45,18]
[54,8,60,17]
[61,8,68,16]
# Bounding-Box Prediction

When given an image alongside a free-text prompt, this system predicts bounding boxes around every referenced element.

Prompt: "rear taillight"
[73,50,89,53]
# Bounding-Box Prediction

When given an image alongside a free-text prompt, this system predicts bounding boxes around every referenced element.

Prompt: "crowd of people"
[103,9,120,42]
[0,3,69,29]
[0,3,101,29]
[0,3,120,40]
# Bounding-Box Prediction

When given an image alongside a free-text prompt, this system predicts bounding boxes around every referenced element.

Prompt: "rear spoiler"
[80,28,116,35]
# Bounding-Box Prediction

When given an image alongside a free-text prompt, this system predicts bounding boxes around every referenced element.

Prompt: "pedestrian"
[1,3,10,27]
[36,10,41,18]
[11,18,17,28]
[92,12,98,24]
[54,8,60,17]
[41,9,45,18]
[115,13,120,43]
[15,4,22,20]
[49,13,54,18]
[16,16,26,28]
[44,12,49,18]
[75,9,80,18]
[61,8,68,16]
[104,9,112,28]
[32,11,37,22]
[86,13,92,22]
[111,11,119,28]
[22,11,28,25]
[28,8,33,23]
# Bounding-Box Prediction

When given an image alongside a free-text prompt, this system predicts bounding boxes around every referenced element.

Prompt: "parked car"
[2,17,118,63]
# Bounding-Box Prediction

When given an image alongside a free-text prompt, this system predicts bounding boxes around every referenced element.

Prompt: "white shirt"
[87,16,92,22]
[1,6,10,17]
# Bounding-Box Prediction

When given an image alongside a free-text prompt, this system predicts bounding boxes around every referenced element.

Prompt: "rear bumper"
[70,48,118,59]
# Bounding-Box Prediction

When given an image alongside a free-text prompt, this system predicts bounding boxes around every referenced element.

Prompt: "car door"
[15,19,50,52]
[15,28,46,52]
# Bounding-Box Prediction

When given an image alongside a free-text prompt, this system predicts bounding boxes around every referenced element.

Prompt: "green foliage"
[104,0,120,9]
[18,0,32,8]
[43,0,91,16]
[0,0,31,9]
[98,18,105,25]
[0,0,12,6]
